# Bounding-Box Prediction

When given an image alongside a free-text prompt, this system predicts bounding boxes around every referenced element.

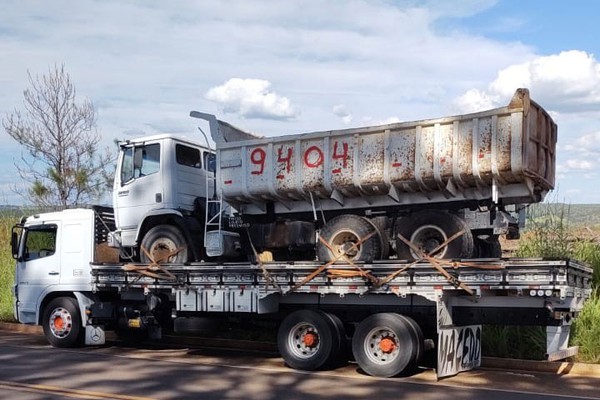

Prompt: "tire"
[364,217,390,260]
[352,313,416,377]
[141,224,189,264]
[394,211,474,260]
[317,215,382,263]
[42,297,83,348]
[277,310,340,371]
[474,236,502,258]
[322,312,348,368]
[396,315,424,370]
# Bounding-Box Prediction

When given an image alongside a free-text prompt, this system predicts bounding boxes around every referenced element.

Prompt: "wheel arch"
[38,291,100,327]
[137,210,203,261]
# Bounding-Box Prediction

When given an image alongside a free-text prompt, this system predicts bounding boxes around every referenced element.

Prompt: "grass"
[510,202,600,363]
[571,292,600,363]
[0,214,17,322]
[482,326,546,360]
[0,206,61,322]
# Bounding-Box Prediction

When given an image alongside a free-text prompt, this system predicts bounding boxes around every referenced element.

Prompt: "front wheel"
[140,224,189,264]
[317,214,382,263]
[42,297,83,348]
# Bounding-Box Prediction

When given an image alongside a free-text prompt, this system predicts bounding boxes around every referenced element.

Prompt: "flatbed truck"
[11,207,592,378]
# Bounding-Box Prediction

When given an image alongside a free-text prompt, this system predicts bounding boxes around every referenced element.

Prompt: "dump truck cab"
[110,135,216,262]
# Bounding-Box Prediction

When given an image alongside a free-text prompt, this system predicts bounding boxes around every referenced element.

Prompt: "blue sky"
[2,0,600,204]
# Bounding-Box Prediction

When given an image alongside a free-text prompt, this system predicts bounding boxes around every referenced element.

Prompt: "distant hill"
[526,203,600,228]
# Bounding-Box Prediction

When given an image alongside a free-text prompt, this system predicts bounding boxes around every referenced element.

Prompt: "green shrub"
[572,291,600,363]
[514,202,600,363]
[516,202,571,259]
[0,215,16,321]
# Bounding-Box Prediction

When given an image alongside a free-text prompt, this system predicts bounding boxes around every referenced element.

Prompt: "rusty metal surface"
[213,89,556,213]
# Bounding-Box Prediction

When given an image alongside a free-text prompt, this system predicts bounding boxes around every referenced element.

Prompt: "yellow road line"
[0,380,155,400]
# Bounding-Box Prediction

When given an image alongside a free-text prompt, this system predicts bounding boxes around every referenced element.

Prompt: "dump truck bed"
[198,89,556,215]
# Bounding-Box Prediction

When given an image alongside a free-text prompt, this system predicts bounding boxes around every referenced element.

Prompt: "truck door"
[14,223,60,324]
[114,142,162,240]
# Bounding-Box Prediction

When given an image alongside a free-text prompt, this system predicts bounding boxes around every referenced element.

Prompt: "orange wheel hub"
[303,332,319,348]
[379,337,397,353]
[54,317,64,331]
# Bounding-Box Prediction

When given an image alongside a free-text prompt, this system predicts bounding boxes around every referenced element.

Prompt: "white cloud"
[455,51,600,114]
[567,160,594,170]
[378,117,402,125]
[205,78,297,121]
[559,159,595,172]
[453,89,500,114]
[574,131,600,150]
[332,104,352,125]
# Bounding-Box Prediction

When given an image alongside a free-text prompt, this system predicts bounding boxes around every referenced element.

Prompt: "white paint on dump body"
[200,89,556,215]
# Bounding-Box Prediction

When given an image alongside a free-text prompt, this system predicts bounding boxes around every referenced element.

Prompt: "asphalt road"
[0,330,599,400]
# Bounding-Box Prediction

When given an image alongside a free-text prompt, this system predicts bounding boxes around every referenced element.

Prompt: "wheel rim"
[287,322,321,359]
[330,230,362,260]
[49,307,73,339]
[149,237,178,263]
[410,224,448,259]
[363,326,400,366]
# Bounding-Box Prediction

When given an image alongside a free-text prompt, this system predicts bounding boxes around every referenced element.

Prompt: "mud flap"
[437,325,481,379]
[85,325,106,345]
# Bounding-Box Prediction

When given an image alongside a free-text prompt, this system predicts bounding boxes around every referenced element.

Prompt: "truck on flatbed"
[111,88,555,266]
[10,89,592,378]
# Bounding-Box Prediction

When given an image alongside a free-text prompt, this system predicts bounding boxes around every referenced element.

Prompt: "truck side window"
[137,144,160,177]
[176,144,201,168]
[120,144,161,183]
[23,225,57,261]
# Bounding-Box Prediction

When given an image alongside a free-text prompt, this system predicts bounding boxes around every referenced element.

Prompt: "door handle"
[48,271,59,276]
[118,190,130,197]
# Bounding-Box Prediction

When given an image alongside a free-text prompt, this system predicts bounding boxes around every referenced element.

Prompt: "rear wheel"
[474,236,502,258]
[278,310,339,371]
[42,297,83,348]
[322,312,348,367]
[395,210,474,260]
[317,215,382,263]
[141,224,189,264]
[396,315,424,370]
[364,217,390,260]
[352,313,417,377]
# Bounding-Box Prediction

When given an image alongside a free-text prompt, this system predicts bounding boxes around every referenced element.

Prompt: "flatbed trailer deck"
[91,258,591,302]
[90,257,592,378]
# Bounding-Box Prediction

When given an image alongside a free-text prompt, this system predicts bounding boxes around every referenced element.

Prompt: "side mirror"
[207,153,216,174]
[133,147,144,171]
[11,230,19,260]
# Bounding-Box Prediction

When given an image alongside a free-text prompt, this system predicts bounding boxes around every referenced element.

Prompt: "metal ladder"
[204,169,224,255]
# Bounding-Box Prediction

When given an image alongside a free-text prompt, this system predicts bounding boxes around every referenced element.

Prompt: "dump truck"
[109,89,556,267]
[12,88,588,379]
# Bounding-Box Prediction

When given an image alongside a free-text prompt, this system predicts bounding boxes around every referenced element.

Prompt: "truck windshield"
[120,143,161,183]
[22,225,57,261]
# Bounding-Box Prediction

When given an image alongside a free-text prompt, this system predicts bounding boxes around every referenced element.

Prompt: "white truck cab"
[12,209,94,323]
[11,207,116,347]
[110,134,217,263]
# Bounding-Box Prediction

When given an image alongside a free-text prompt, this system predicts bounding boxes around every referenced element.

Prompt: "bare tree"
[2,64,113,207]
